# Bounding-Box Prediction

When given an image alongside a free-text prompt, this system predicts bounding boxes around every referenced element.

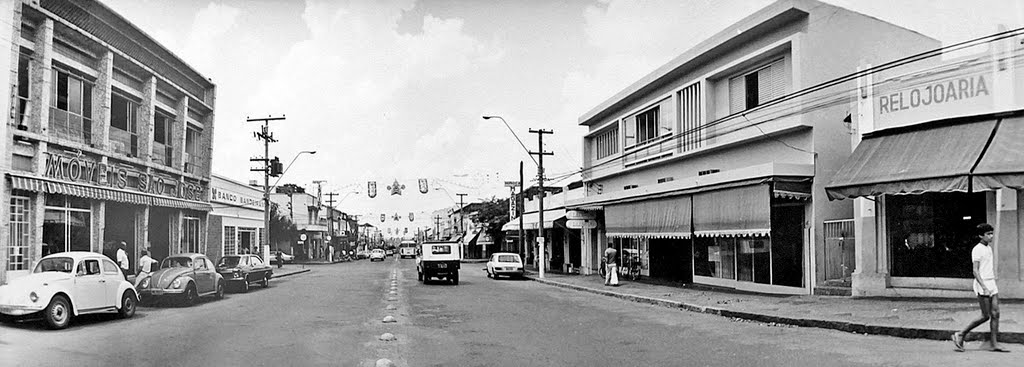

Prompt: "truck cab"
[416,241,461,284]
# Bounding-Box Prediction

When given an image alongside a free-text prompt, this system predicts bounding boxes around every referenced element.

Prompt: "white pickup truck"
[416,241,461,285]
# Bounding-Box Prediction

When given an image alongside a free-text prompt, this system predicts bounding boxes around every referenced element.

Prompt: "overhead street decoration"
[368,181,377,198]
[380,214,385,222]
[387,179,405,195]
[409,212,415,221]
[419,178,429,194]
[392,213,401,221]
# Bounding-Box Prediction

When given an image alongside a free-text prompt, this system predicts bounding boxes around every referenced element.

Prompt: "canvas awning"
[692,184,771,237]
[605,195,691,239]
[7,174,212,211]
[501,209,566,231]
[825,119,998,200]
[973,115,1024,190]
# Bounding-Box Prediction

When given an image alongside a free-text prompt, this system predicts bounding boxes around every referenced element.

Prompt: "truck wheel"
[452,272,459,285]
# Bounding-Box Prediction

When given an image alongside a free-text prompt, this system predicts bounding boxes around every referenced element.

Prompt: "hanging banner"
[368,181,377,198]
[388,179,405,195]
[380,214,385,222]
[409,212,415,221]
[419,178,429,194]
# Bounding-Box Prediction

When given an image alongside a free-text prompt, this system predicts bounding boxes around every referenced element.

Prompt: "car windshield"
[33,257,75,273]
[497,255,520,263]
[218,257,241,267]
[161,257,193,269]
[430,245,451,254]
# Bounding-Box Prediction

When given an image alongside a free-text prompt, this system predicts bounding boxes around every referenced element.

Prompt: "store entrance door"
[104,203,137,274]
[648,238,692,283]
[148,208,172,262]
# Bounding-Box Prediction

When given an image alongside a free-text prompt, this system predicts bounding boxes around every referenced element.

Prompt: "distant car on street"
[136,253,224,306]
[486,252,525,279]
[369,249,386,262]
[385,248,395,257]
[399,240,417,258]
[268,251,294,264]
[417,241,461,284]
[356,250,370,260]
[0,252,138,329]
[216,254,273,292]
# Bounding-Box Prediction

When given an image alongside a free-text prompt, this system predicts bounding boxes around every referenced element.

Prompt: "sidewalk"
[525,271,1024,345]
[271,264,312,278]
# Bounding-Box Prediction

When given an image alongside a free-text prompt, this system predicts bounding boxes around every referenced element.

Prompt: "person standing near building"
[116,241,130,280]
[604,244,618,286]
[138,250,157,277]
[952,223,1010,353]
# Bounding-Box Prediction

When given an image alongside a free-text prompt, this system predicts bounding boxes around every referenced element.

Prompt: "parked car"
[356,250,370,260]
[268,251,294,264]
[385,248,395,257]
[416,241,461,284]
[0,252,138,329]
[216,254,273,292]
[369,249,386,262]
[136,253,224,306]
[485,252,525,279]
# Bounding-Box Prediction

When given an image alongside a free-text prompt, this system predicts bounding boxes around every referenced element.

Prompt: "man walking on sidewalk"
[604,244,618,286]
[952,223,1010,353]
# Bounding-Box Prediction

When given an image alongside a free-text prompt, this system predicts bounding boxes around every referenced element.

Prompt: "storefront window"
[43,195,91,256]
[182,217,201,253]
[8,196,31,270]
[693,237,736,279]
[223,226,237,256]
[609,237,649,276]
[887,192,985,278]
[737,238,770,284]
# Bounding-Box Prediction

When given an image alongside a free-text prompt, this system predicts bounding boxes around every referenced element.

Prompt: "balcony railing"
[109,128,138,157]
[623,134,674,167]
[184,152,204,175]
[152,143,173,167]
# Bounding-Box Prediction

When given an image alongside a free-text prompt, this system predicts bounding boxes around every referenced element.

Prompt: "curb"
[526,275,1024,345]
[271,268,311,279]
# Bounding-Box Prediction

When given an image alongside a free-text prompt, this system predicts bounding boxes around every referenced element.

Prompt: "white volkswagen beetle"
[0,252,139,329]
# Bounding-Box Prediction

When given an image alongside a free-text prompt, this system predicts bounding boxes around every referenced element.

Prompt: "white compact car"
[485,252,525,279]
[369,249,386,262]
[0,251,139,329]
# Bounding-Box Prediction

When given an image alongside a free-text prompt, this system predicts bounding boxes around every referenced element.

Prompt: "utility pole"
[311,180,327,259]
[456,193,468,235]
[434,215,442,240]
[248,115,285,266]
[529,128,553,279]
[325,192,337,260]
[519,161,525,259]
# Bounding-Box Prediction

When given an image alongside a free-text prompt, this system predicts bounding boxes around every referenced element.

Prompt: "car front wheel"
[119,291,137,319]
[182,284,198,306]
[44,295,72,329]
[241,278,250,293]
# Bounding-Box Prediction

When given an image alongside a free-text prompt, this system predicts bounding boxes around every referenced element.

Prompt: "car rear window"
[34,257,74,273]
[497,255,520,263]
[431,245,451,254]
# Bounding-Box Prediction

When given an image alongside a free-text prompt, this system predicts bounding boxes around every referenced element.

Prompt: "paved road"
[1,258,1016,366]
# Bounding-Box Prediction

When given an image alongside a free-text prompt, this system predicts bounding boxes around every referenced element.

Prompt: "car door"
[250,256,267,279]
[192,257,213,294]
[74,259,107,311]
[101,259,123,307]
[239,256,252,282]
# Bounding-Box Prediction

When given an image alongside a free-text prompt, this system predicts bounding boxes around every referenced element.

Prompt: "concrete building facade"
[207,174,264,262]
[567,0,939,294]
[1,0,216,284]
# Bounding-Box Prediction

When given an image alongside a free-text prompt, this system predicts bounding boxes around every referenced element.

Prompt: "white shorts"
[973,279,998,296]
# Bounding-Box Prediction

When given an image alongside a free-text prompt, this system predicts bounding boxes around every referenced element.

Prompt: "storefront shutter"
[605,195,692,239]
[692,184,771,237]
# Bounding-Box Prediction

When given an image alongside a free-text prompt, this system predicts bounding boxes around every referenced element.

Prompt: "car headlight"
[29,292,38,303]
[171,279,181,289]
[233,270,241,278]
[140,278,150,288]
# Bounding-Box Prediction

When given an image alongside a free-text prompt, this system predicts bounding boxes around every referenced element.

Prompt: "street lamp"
[265,150,315,265]
[483,115,538,277]
[482,115,537,166]
[272,150,316,190]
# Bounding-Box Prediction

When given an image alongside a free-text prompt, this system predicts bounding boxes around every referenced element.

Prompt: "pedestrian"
[276,251,283,269]
[952,223,1010,353]
[138,250,157,276]
[116,241,130,280]
[604,244,618,286]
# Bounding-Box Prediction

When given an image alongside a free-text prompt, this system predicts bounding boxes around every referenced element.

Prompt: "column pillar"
[30,18,53,136]
[138,75,156,161]
[92,51,113,149]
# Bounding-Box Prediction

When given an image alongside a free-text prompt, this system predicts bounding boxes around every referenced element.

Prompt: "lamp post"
[272,150,317,189]
[267,150,315,259]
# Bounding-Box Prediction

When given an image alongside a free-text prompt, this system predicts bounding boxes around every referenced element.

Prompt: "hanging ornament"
[368,181,377,198]
[409,212,414,221]
[387,228,392,234]
[380,214,385,222]
[418,178,428,194]
[392,213,401,221]
[404,227,408,234]
[387,179,405,195]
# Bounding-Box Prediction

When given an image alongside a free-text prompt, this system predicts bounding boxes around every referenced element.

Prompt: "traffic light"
[269,157,283,177]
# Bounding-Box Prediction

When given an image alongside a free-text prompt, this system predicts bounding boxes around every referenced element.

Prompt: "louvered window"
[729,59,785,114]
[595,126,619,159]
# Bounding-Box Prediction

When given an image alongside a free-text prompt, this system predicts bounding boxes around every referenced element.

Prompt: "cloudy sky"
[102,0,1022,232]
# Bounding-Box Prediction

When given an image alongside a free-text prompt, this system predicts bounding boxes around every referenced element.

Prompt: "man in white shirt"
[138,250,157,276]
[952,223,1009,353]
[116,241,130,280]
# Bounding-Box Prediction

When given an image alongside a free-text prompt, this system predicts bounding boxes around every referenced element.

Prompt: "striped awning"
[7,174,212,211]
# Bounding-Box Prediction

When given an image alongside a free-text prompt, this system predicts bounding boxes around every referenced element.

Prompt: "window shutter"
[757,60,785,103]
[729,76,745,114]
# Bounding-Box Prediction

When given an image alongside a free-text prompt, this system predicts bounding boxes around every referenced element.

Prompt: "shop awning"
[825,119,998,200]
[973,115,1024,190]
[605,195,691,239]
[693,184,771,237]
[501,209,567,231]
[7,174,213,211]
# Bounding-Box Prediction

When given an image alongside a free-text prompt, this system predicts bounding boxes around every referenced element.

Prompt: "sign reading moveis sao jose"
[43,152,206,201]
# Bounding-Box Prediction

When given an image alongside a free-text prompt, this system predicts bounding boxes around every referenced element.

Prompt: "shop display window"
[42,195,91,256]
[886,192,986,278]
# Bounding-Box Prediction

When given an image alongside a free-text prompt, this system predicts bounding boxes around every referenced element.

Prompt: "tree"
[268,203,298,252]
[472,196,510,250]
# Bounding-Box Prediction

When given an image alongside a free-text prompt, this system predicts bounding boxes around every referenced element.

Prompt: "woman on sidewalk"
[952,223,1010,353]
[604,244,618,286]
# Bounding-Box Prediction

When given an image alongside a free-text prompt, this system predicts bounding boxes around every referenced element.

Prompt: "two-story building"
[567,0,939,294]
[1,0,216,283]
[270,189,324,260]
[207,174,264,261]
